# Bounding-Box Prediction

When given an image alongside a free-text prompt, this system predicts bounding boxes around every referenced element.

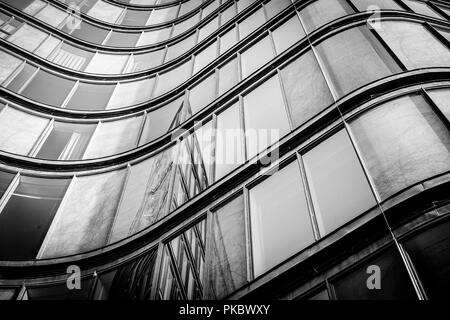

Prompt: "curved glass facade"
[0,0,450,300]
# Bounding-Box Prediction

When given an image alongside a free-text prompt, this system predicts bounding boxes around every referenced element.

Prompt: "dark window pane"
[0,170,15,200]
[280,50,334,128]
[66,82,115,110]
[121,9,150,26]
[206,195,247,299]
[308,289,330,300]
[404,220,450,299]
[316,26,400,97]
[303,129,377,235]
[333,249,417,300]
[106,31,140,47]
[36,121,96,160]
[0,176,70,260]
[249,161,314,277]
[70,21,109,45]
[21,70,75,106]
[26,277,92,300]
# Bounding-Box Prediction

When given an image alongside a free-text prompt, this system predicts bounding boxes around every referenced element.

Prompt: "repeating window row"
[2,0,212,27]
[0,86,448,261]
[0,0,260,47]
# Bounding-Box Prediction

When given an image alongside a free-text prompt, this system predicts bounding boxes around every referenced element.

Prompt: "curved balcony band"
[0,0,450,301]
[110,0,193,8]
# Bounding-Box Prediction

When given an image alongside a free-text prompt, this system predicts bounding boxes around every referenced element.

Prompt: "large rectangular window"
[300,0,354,33]
[249,161,315,277]
[0,176,70,260]
[303,129,377,235]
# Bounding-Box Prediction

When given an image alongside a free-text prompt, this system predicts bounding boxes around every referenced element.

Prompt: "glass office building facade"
[0,0,449,300]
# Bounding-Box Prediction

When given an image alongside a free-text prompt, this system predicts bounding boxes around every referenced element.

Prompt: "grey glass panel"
[238,7,266,40]
[70,21,109,44]
[35,5,68,27]
[0,176,70,260]
[88,1,123,23]
[83,116,142,159]
[188,73,216,114]
[351,0,404,11]
[172,12,200,37]
[36,121,96,160]
[265,0,291,19]
[26,278,92,300]
[21,70,75,106]
[106,31,140,47]
[109,147,175,243]
[121,9,151,26]
[66,82,115,110]
[243,75,290,159]
[8,24,47,52]
[403,0,444,19]
[316,26,400,97]
[206,194,247,299]
[39,170,126,258]
[0,107,49,155]
[303,129,377,235]
[165,33,197,61]
[198,17,219,42]
[6,64,37,93]
[250,161,314,277]
[84,53,128,74]
[0,170,15,200]
[280,51,334,128]
[272,15,305,54]
[137,28,171,46]
[215,103,244,180]
[0,50,22,85]
[180,0,202,16]
[140,96,185,144]
[218,57,239,96]
[376,21,450,69]
[35,36,60,59]
[404,220,450,299]
[154,60,192,95]
[350,94,450,200]
[308,290,330,300]
[333,250,417,300]
[149,6,178,24]
[300,0,353,33]
[237,0,253,13]
[202,0,219,18]
[241,36,274,78]
[220,28,238,54]
[0,288,18,300]
[107,79,154,109]
[128,50,165,71]
[221,3,237,26]
[428,89,450,121]
[193,41,218,73]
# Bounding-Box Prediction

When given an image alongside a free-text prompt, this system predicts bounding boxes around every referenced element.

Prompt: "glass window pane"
[172,12,200,37]
[403,0,444,19]
[154,60,192,96]
[221,3,237,26]
[303,129,377,235]
[88,1,123,23]
[206,194,247,299]
[36,121,96,160]
[149,6,178,24]
[165,33,197,62]
[316,26,400,97]
[188,73,216,114]
[272,15,305,54]
[193,41,218,73]
[85,53,128,74]
[83,116,142,159]
[8,24,47,52]
[0,107,49,155]
[49,43,94,71]
[121,9,150,26]
[137,28,171,46]
[0,50,22,84]
[264,0,291,19]
[241,36,274,78]
[107,78,155,109]
[427,88,450,121]
[23,0,46,15]
[35,5,68,27]
[243,75,290,159]
[27,278,92,300]
[238,7,266,40]
[376,21,450,70]
[249,161,314,277]
[198,17,218,42]
[35,36,61,59]
[333,249,417,300]
[21,70,75,106]
[220,27,238,54]
[218,57,239,96]
[109,147,175,243]
[66,82,115,111]
[300,0,353,33]
[280,51,334,127]
[404,220,450,299]
[0,176,70,260]
[106,31,140,47]
[6,64,37,93]
[39,170,126,258]
[215,103,244,180]
[350,94,450,200]
[0,170,15,200]
[140,96,185,144]
[126,50,165,72]
[351,0,404,11]
[70,21,109,45]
